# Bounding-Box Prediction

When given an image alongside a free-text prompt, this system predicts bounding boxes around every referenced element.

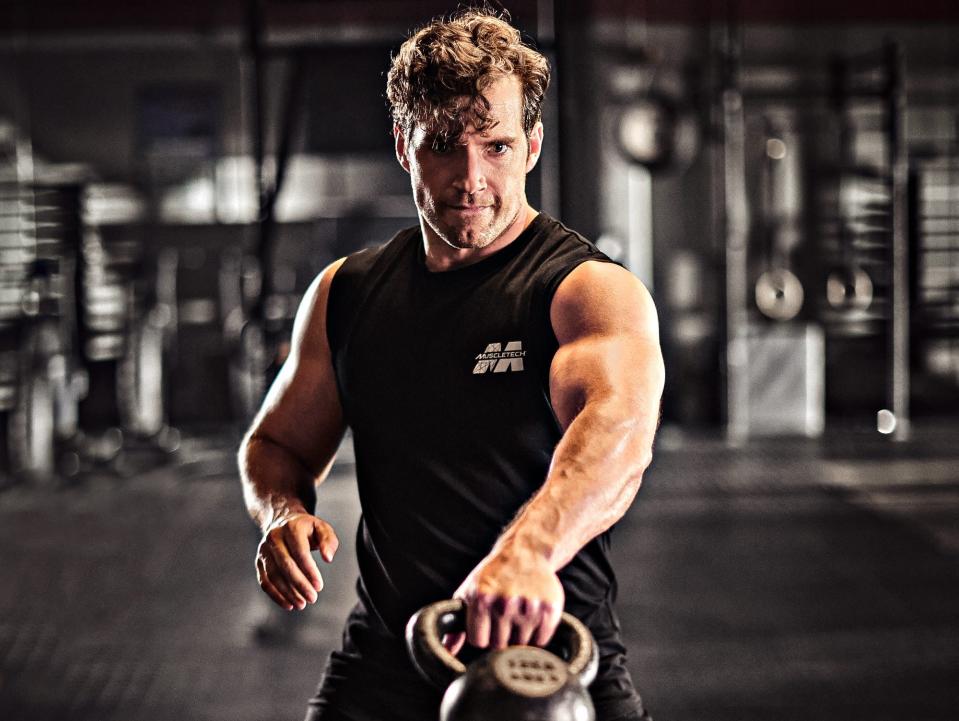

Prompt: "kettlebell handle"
[405,598,599,690]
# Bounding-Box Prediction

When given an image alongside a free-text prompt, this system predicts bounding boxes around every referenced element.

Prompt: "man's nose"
[451,145,486,196]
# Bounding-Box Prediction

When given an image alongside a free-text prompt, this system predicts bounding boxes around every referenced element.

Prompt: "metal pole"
[246,0,267,228]
[536,0,561,218]
[722,30,750,444]
[886,41,911,441]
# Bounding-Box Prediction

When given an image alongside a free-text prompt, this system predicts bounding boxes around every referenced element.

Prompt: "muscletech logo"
[472,341,526,374]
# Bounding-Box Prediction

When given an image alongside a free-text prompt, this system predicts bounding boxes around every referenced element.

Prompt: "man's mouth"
[448,204,492,212]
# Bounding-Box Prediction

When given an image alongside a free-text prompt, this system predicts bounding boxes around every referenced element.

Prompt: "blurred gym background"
[1,2,957,720]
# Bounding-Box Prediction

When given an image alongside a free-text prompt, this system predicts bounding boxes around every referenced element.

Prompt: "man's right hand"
[255,512,339,611]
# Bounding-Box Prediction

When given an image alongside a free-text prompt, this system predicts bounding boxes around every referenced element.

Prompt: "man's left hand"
[444,547,564,653]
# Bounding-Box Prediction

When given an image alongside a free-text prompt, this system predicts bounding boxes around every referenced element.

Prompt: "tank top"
[326,212,622,641]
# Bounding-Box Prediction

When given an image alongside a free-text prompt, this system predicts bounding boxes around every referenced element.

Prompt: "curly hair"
[386,7,550,141]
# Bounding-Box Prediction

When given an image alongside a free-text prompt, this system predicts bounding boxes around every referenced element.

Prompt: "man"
[238,8,664,720]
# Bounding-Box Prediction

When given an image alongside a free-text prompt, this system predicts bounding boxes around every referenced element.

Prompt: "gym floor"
[1,425,958,721]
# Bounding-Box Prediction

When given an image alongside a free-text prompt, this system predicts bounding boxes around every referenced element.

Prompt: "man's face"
[395,74,543,251]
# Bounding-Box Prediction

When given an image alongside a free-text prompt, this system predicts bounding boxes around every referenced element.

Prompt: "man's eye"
[491,142,510,155]
[431,138,452,154]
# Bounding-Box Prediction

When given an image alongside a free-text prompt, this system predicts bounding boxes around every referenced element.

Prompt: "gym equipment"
[0,180,34,484]
[616,91,699,173]
[719,27,752,442]
[83,185,178,436]
[236,2,310,423]
[742,324,825,437]
[0,177,90,483]
[755,268,804,321]
[73,218,138,450]
[820,43,909,435]
[32,185,89,468]
[826,265,874,311]
[406,599,598,721]
[723,37,909,438]
[754,118,805,322]
[822,120,881,315]
[118,305,168,438]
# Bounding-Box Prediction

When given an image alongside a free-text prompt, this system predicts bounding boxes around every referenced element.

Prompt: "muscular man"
[239,9,664,720]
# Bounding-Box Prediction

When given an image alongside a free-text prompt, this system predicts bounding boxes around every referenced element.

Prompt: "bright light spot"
[766,138,787,160]
[877,409,897,434]
[596,234,625,262]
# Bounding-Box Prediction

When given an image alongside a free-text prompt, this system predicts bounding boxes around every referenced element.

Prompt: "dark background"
[0,2,957,720]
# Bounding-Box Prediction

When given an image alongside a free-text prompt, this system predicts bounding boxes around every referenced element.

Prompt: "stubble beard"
[423,196,522,252]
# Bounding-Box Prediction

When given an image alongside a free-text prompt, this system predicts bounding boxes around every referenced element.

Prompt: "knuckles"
[462,592,555,649]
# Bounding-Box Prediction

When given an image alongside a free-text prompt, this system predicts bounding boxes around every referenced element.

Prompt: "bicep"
[249,258,348,477]
[548,262,664,430]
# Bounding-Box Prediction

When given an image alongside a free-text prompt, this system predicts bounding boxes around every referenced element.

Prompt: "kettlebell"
[405,598,599,721]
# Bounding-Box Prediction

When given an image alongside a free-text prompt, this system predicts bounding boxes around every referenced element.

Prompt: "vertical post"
[246,0,267,229]
[886,41,911,441]
[627,164,654,290]
[536,0,562,218]
[721,33,750,444]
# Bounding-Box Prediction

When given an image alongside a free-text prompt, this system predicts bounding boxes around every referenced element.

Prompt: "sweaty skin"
[238,73,664,651]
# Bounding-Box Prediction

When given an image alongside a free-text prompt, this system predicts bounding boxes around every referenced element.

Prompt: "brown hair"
[386,7,550,141]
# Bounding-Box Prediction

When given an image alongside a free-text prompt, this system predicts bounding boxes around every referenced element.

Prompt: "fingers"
[533,601,562,647]
[511,597,540,646]
[275,535,319,602]
[256,558,293,610]
[256,515,336,610]
[257,546,314,609]
[465,594,493,649]
[311,517,340,563]
[463,595,556,650]
[489,597,518,649]
[287,526,325,594]
[257,555,305,610]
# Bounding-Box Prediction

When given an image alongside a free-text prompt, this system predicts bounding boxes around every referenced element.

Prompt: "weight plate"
[826,266,874,311]
[755,268,804,321]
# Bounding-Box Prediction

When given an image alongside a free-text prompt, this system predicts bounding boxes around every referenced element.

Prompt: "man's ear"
[394,125,411,173]
[525,121,544,173]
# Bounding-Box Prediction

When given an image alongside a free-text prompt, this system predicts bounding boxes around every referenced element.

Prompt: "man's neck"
[422,204,538,273]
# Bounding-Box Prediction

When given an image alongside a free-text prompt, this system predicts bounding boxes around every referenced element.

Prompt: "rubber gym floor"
[1,425,958,721]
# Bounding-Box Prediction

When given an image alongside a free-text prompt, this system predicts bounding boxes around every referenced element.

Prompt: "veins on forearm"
[499,400,651,569]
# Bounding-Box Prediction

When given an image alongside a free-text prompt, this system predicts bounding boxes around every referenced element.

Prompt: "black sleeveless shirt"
[326,212,621,640]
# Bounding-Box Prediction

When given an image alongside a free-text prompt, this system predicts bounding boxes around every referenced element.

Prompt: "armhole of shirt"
[325,226,419,355]
[326,249,371,356]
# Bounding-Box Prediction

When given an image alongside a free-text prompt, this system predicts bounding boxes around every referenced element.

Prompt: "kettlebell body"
[441,645,594,721]
[406,599,598,721]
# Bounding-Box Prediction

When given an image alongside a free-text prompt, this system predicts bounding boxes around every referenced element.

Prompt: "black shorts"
[304,603,651,721]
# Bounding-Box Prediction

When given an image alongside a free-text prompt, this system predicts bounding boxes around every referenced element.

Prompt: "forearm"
[494,398,656,570]
[451,260,662,649]
[239,432,321,532]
